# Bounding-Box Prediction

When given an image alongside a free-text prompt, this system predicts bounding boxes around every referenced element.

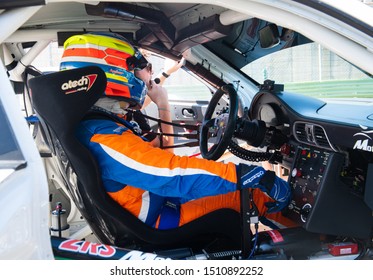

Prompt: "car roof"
[1,1,372,74]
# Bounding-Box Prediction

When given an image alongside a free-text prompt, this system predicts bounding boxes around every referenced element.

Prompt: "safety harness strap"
[157,201,181,229]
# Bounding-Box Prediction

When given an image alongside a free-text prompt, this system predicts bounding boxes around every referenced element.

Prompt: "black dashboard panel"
[249,90,373,238]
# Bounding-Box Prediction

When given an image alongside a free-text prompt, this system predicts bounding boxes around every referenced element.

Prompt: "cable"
[248,226,258,259]
[228,140,283,163]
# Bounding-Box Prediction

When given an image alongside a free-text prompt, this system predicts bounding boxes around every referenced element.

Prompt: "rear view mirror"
[259,24,280,49]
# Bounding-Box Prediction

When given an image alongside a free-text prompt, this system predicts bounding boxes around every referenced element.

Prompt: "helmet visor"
[126,48,149,71]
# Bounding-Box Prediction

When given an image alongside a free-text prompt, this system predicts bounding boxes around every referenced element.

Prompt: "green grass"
[284,79,373,98]
[165,79,373,101]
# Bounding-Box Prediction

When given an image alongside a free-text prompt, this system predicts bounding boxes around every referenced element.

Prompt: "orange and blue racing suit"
[76,108,295,229]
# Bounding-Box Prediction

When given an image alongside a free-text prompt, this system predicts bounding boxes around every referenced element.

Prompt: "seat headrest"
[29,66,107,132]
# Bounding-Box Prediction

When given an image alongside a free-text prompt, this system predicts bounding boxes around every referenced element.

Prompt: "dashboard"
[248,90,373,239]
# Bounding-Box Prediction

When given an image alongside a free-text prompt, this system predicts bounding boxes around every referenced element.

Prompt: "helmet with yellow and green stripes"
[60,32,148,109]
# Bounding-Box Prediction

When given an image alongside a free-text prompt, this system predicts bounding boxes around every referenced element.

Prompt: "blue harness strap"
[25,115,39,124]
[158,200,180,229]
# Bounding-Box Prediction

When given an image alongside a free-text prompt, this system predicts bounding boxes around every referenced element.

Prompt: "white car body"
[0,0,372,260]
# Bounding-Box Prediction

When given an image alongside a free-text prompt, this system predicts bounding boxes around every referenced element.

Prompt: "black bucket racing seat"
[29,66,242,253]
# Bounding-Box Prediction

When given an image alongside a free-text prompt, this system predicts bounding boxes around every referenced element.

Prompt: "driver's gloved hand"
[237,164,292,213]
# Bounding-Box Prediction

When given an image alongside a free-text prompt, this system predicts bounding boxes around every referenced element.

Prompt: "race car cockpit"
[1,0,372,261]
[28,65,373,260]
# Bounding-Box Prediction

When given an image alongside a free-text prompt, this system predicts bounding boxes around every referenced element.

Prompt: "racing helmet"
[60,32,148,109]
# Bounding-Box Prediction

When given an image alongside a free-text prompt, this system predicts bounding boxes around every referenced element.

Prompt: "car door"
[0,74,53,259]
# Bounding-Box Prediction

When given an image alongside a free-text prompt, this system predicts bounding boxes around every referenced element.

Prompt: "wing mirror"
[259,23,280,49]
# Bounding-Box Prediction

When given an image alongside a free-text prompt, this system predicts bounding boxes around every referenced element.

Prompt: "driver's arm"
[146,82,174,152]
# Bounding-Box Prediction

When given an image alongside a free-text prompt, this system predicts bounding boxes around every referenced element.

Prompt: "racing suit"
[77,108,295,229]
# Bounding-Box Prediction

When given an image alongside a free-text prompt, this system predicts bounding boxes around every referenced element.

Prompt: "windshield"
[241,42,372,99]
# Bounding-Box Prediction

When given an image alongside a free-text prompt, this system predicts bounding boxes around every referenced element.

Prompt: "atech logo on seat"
[61,74,97,94]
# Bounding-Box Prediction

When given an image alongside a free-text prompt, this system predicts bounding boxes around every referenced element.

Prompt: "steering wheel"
[200,84,238,161]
